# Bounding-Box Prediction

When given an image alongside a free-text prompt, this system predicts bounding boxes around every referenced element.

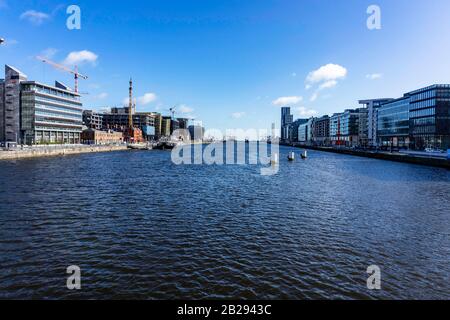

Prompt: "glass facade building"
[408,84,450,150]
[377,97,410,148]
[20,81,83,145]
[330,109,359,146]
[377,84,450,150]
[1,65,83,145]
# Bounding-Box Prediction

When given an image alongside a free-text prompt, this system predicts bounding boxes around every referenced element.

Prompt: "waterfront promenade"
[0,144,128,161]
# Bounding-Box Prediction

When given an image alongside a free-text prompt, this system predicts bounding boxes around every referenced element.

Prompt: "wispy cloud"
[122,92,157,106]
[20,10,50,25]
[293,106,318,118]
[0,0,8,9]
[40,48,58,59]
[63,50,98,66]
[231,112,246,119]
[179,105,194,114]
[366,73,383,80]
[272,96,303,106]
[137,93,157,105]
[94,92,108,100]
[306,63,347,102]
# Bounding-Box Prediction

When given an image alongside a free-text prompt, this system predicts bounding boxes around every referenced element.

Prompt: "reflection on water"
[0,146,449,299]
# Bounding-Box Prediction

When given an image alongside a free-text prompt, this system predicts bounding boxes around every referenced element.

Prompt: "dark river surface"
[0,146,449,300]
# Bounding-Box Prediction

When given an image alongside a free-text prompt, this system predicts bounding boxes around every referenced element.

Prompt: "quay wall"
[282,143,450,170]
[0,145,128,161]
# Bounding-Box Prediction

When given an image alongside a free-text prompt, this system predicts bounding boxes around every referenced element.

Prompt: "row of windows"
[436,89,450,98]
[35,96,82,111]
[410,99,436,110]
[411,117,435,126]
[35,118,83,127]
[35,125,82,133]
[36,110,82,121]
[22,84,81,101]
[410,107,436,118]
[35,104,81,117]
[410,89,436,102]
[411,126,436,135]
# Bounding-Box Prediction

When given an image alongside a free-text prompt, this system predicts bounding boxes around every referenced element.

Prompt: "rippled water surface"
[0,147,449,299]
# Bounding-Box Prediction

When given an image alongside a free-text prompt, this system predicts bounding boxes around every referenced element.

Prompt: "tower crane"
[36,56,88,93]
[169,106,177,120]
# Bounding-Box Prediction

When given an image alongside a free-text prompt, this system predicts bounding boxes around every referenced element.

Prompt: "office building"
[359,99,394,147]
[377,97,410,148]
[0,65,83,145]
[408,84,450,150]
[83,110,104,130]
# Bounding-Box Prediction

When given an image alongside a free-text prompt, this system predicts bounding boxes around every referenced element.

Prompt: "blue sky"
[1,0,450,131]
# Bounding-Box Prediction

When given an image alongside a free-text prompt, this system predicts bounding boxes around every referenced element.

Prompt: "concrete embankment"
[0,145,128,161]
[283,143,450,170]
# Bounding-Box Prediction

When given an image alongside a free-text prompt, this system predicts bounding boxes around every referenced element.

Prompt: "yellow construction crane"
[36,56,88,93]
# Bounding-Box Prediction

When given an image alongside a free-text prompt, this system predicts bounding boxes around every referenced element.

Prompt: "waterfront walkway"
[285,143,450,169]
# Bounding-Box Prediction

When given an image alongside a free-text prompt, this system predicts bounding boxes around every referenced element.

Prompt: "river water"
[0,146,449,299]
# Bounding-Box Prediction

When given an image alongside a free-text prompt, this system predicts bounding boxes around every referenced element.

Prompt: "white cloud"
[41,48,58,59]
[291,72,297,77]
[179,105,194,114]
[63,50,98,66]
[306,64,347,102]
[137,93,157,105]
[272,96,303,106]
[366,73,383,80]
[319,80,338,90]
[94,92,108,100]
[310,93,319,102]
[294,106,318,118]
[306,63,347,84]
[231,112,246,119]
[20,10,50,25]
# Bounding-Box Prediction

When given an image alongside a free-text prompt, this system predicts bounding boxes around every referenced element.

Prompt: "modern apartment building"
[311,115,330,146]
[0,65,83,145]
[330,109,360,147]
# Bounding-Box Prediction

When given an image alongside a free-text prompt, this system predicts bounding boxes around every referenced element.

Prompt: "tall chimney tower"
[128,78,133,129]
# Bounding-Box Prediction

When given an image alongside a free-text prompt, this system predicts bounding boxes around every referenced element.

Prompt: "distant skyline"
[1,0,450,131]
